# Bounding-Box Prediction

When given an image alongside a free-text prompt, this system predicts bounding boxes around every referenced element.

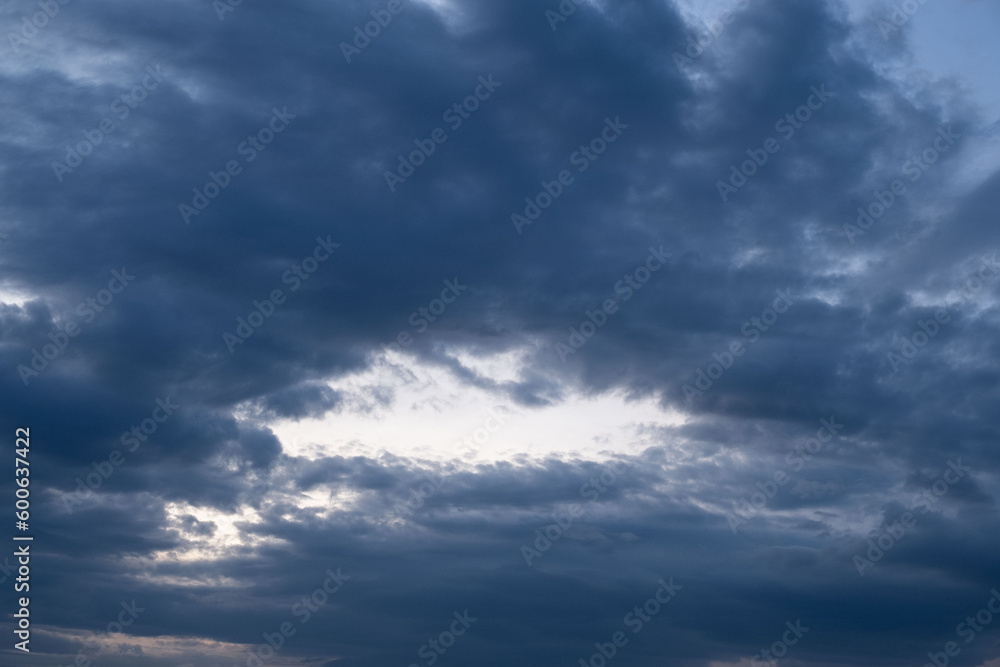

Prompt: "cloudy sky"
[2,0,1000,665]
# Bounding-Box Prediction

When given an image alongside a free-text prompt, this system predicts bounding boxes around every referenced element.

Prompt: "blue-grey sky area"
[1,0,999,666]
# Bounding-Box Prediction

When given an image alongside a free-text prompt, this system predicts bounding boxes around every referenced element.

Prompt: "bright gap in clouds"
[263,346,687,465]
[0,284,35,308]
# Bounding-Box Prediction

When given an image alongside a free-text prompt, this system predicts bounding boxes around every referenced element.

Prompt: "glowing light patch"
[411,0,469,33]
[0,284,35,308]
[266,346,687,465]
[33,625,317,666]
[134,501,284,566]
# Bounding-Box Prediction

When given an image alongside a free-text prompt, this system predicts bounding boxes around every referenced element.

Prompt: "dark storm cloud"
[1,0,998,665]
[15,445,1000,666]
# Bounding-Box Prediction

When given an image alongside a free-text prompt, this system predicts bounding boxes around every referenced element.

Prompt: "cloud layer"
[1,0,999,665]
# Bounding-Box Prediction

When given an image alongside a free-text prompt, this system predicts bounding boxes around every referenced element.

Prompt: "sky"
[1,0,999,666]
